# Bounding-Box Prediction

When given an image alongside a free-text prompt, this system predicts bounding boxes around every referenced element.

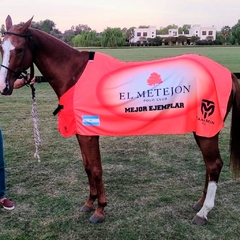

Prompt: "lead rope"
[30,84,41,162]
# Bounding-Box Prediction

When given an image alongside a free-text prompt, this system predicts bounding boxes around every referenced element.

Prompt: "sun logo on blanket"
[147,72,163,86]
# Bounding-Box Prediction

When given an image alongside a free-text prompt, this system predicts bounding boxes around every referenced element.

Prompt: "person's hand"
[13,78,25,89]
[28,75,35,85]
[13,75,35,89]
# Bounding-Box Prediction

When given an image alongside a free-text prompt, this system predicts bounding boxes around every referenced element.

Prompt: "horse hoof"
[191,215,207,225]
[192,202,203,212]
[80,204,95,213]
[89,213,105,224]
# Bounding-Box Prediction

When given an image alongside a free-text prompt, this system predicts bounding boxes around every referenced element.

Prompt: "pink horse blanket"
[57,53,232,137]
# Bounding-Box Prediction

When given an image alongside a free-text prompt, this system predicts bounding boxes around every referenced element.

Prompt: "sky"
[1,0,240,32]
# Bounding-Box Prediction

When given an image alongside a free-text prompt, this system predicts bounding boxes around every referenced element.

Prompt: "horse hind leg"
[76,135,107,223]
[192,133,207,212]
[191,134,223,225]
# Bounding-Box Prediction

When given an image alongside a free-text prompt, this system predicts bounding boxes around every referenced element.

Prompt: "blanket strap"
[53,104,63,116]
[89,51,95,61]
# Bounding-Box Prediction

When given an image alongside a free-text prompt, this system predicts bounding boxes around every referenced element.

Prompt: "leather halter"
[1,31,35,84]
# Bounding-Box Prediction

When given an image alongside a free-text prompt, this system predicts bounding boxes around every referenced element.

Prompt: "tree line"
[1,19,240,47]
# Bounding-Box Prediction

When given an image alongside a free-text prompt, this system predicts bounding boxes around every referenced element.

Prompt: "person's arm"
[13,76,35,89]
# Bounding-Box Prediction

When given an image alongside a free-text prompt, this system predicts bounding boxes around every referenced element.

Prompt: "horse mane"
[28,27,77,55]
[25,27,89,98]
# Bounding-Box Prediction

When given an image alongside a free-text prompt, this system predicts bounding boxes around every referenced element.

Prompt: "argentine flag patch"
[82,116,100,126]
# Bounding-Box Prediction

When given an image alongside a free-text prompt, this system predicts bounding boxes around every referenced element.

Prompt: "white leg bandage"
[197,181,217,220]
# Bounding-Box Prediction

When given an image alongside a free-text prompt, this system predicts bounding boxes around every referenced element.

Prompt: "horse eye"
[16,48,23,54]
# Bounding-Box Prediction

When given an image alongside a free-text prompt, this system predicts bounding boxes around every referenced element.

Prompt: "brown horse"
[1,15,240,225]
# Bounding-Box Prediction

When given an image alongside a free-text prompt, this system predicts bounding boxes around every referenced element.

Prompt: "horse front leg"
[192,135,223,225]
[76,135,107,223]
[192,169,208,212]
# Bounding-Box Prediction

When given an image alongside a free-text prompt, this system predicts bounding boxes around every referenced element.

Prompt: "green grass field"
[31,45,240,76]
[1,46,240,240]
[85,46,240,71]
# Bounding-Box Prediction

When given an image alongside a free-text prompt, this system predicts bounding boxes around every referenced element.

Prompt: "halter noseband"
[1,31,34,84]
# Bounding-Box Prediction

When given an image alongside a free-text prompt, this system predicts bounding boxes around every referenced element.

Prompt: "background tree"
[221,26,231,45]
[228,34,236,45]
[138,25,149,28]
[121,27,128,34]
[121,27,128,43]
[74,24,91,35]
[101,28,126,47]
[138,36,147,45]
[165,36,176,45]
[126,27,135,46]
[190,36,200,45]
[205,36,214,45]
[232,20,240,44]
[50,28,62,39]
[154,36,163,46]
[31,19,56,33]
[0,24,5,38]
[215,31,224,45]
[30,19,63,40]
[62,27,75,45]
[2,18,235,47]
[157,24,178,34]
[178,24,191,34]
[41,19,56,33]
[72,30,101,47]
[177,35,187,45]
[61,24,92,45]
[147,37,162,46]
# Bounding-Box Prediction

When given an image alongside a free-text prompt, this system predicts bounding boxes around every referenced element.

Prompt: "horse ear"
[20,16,34,33]
[6,15,13,31]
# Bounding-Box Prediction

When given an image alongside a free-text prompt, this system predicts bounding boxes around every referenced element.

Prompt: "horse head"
[0,15,34,95]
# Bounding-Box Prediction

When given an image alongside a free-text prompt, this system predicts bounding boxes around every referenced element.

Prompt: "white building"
[132,26,156,43]
[132,24,216,43]
[189,24,216,40]
[167,28,178,37]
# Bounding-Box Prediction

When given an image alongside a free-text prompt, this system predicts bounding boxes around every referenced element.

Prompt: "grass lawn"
[0,46,240,239]
[27,45,240,76]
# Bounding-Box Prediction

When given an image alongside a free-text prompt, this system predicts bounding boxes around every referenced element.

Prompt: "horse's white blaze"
[0,39,15,92]
[197,181,217,220]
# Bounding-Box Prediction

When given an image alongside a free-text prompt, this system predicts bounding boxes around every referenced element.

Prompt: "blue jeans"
[0,129,6,199]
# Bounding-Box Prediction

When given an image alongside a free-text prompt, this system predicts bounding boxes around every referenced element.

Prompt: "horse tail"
[230,73,240,178]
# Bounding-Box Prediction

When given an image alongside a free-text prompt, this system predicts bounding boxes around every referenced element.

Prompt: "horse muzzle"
[0,82,13,95]
[0,82,6,93]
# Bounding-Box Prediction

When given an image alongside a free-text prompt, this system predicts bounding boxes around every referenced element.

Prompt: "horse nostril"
[0,83,6,93]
